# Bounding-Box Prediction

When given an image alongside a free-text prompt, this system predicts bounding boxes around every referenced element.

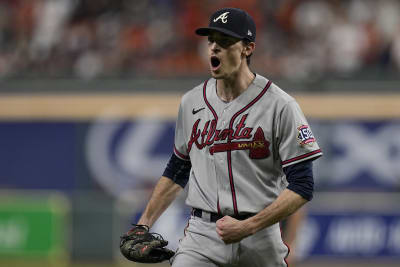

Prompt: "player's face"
[207,31,248,79]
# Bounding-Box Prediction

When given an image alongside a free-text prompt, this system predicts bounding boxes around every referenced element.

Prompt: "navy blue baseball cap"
[195,7,256,42]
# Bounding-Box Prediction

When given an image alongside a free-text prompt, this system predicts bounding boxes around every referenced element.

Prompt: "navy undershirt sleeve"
[283,160,314,201]
[162,153,191,188]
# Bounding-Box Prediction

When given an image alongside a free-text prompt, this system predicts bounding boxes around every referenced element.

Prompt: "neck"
[216,66,255,103]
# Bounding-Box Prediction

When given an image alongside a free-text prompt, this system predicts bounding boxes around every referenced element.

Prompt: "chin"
[210,70,224,79]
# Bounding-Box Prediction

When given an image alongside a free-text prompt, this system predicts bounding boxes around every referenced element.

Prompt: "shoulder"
[255,74,296,107]
[267,83,295,104]
[180,79,212,107]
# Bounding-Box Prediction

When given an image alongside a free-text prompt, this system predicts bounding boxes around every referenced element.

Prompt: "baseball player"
[132,7,322,267]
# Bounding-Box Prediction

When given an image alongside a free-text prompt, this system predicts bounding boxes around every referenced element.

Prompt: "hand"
[120,224,175,263]
[215,216,251,244]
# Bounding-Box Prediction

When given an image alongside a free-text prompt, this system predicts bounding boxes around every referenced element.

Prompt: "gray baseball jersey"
[173,74,322,215]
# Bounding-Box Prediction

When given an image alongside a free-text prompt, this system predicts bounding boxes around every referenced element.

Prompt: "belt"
[192,208,255,222]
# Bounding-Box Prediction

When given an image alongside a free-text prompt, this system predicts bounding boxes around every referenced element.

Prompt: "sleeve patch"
[297,125,316,146]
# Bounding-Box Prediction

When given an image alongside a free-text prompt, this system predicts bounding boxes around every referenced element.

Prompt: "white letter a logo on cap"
[213,12,230,23]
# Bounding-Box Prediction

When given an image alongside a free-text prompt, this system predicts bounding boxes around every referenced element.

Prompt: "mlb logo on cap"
[196,8,256,42]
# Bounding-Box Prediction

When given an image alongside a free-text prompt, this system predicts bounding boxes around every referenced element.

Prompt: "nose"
[209,41,220,52]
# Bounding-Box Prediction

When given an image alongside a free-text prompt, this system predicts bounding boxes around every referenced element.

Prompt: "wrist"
[243,217,259,236]
[137,217,152,228]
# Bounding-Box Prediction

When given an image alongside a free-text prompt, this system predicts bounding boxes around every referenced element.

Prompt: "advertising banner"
[1,119,399,193]
[83,119,400,195]
[297,210,400,259]
[0,192,69,259]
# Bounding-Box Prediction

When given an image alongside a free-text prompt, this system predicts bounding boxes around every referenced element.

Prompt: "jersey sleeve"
[277,100,322,168]
[173,101,190,161]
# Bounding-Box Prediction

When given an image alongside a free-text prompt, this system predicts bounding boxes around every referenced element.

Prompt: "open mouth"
[210,56,221,69]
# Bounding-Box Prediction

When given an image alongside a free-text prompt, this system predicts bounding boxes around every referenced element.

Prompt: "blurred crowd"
[0,0,400,80]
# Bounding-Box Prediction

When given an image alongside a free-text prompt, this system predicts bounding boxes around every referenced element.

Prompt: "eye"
[208,35,239,48]
[219,39,230,47]
[218,38,237,48]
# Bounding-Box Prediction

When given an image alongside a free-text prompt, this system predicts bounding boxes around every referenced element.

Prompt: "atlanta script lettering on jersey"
[187,114,270,159]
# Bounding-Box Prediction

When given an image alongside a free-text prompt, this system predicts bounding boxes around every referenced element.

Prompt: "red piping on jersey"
[174,146,190,160]
[203,79,221,213]
[281,149,322,166]
[280,225,290,267]
[227,80,272,215]
[203,80,218,121]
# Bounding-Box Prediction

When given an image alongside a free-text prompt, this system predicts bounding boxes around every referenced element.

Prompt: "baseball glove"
[120,224,175,263]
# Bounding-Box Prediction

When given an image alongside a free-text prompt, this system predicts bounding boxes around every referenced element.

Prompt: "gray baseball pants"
[170,211,289,267]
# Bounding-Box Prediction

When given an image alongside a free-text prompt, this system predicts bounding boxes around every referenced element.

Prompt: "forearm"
[246,189,308,234]
[283,207,306,245]
[138,176,183,227]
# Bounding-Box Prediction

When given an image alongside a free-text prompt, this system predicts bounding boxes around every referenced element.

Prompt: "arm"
[137,98,190,228]
[282,206,306,246]
[246,188,306,233]
[216,160,313,243]
[138,176,183,227]
[282,207,306,265]
[216,189,306,243]
[138,153,191,227]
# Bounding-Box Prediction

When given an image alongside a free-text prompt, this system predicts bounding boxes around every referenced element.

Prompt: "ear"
[243,42,255,57]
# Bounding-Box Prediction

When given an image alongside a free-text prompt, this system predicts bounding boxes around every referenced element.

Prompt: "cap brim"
[195,27,243,40]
